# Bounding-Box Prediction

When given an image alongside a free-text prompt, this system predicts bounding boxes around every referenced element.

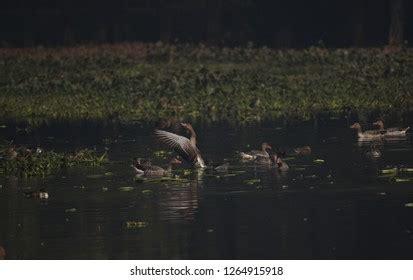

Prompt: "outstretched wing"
[154,129,197,163]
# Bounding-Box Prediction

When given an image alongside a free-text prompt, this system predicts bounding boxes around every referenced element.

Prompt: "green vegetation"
[0,143,108,176]
[0,43,412,123]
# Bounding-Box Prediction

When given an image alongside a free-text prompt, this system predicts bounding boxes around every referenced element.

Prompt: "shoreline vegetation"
[0,43,412,123]
[0,143,108,177]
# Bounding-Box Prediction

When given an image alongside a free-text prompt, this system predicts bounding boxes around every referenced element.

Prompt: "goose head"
[350,123,361,130]
[261,142,272,151]
[180,123,193,130]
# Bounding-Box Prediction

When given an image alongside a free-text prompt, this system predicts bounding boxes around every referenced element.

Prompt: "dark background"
[0,0,411,48]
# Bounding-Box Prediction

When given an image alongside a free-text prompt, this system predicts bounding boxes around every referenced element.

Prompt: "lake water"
[1,115,413,259]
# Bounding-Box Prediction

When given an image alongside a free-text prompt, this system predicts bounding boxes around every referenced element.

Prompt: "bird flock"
[132,120,410,177]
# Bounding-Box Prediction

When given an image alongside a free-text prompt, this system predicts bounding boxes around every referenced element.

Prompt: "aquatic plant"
[0,43,412,123]
[0,144,108,176]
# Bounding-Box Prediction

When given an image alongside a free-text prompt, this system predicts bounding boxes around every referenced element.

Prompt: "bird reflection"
[158,170,204,222]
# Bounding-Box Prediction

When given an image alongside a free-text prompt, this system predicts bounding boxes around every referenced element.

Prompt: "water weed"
[0,43,412,123]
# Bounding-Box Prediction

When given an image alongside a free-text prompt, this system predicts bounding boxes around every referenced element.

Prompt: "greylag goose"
[154,123,206,168]
[133,158,152,170]
[240,143,272,160]
[132,157,181,177]
[271,154,289,172]
[373,120,410,136]
[350,123,386,140]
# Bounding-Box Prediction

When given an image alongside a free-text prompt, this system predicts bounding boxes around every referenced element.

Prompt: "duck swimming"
[132,157,181,177]
[373,120,410,136]
[350,123,386,140]
[24,188,49,199]
[271,154,289,172]
[154,123,206,168]
[240,142,272,160]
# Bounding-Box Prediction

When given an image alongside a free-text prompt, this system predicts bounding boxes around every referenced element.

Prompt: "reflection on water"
[1,115,413,259]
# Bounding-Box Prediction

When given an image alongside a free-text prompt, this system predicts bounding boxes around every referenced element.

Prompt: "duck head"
[372,120,384,128]
[180,123,193,130]
[170,157,182,165]
[262,142,272,151]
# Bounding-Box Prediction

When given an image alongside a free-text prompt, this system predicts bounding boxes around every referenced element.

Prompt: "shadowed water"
[1,116,413,259]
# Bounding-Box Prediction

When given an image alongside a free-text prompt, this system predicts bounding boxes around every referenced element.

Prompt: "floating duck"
[240,143,272,160]
[271,154,289,172]
[132,157,181,177]
[350,123,386,140]
[24,188,49,199]
[373,120,410,136]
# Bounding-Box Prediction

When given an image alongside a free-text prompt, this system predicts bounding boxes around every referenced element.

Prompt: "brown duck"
[154,123,206,168]
[350,123,386,140]
[271,154,290,172]
[373,120,410,136]
[240,143,272,160]
[132,158,181,177]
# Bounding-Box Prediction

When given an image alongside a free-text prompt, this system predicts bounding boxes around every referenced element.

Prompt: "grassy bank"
[0,43,412,123]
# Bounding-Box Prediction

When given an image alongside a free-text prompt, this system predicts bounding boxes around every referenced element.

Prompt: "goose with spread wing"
[154,123,206,168]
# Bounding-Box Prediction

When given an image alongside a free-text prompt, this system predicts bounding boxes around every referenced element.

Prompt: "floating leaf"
[294,167,306,171]
[142,189,153,194]
[393,178,413,183]
[405,203,413,208]
[381,168,398,174]
[118,186,135,192]
[104,172,114,176]
[244,179,261,185]
[126,221,148,229]
[282,157,296,161]
[400,168,413,173]
[65,208,77,213]
[314,159,325,163]
[134,176,147,182]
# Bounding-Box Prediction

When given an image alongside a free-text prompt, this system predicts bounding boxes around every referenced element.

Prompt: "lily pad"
[381,168,398,174]
[134,176,147,182]
[118,186,135,192]
[400,168,413,173]
[244,179,261,185]
[283,157,296,161]
[126,221,148,229]
[392,178,413,183]
[142,189,153,194]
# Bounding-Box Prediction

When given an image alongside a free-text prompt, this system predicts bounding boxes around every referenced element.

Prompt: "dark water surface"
[1,117,413,259]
